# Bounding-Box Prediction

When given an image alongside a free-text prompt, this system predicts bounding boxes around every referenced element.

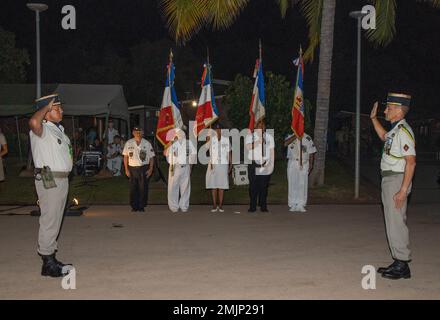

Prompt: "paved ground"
[0,204,439,299]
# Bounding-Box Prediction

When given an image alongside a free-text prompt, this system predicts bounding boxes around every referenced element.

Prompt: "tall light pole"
[27,3,48,99]
[349,10,367,199]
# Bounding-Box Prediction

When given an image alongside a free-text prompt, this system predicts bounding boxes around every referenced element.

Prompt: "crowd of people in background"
[71,120,126,177]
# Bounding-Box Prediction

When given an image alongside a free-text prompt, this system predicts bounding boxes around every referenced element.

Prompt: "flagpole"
[257,38,264,165]
[298,46,303,169]
[168,48,176,169]
[207,47,210,65]
[259,38,262,63]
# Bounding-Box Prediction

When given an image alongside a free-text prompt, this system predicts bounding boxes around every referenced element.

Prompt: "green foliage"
[224,74,253,129]
[0,27,30,83]
[225,71,315,155]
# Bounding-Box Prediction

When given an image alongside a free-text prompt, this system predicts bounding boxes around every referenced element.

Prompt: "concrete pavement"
[0,204,439,299]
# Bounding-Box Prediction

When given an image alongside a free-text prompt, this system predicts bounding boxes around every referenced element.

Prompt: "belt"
[34,168,70,179]
[381,170,404,177]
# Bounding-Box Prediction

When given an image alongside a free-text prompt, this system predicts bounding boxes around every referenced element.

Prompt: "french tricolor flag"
[248,59,265,130]
[291,50,305,139]
[194,63,219,136]
[156,61,183,147]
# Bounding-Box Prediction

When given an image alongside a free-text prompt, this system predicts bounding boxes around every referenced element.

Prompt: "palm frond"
[298,0,323,62]
[365,0,396,47]
[207,0,250,30]
[417,0,440,8]
[159,0,208,43]
[278,0,300,18]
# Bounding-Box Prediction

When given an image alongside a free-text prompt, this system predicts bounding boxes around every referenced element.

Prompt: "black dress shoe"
[138,208,145,212]
[248,208,256,213]
[377,260,399,274]
[131,208,138,212]
[382,260,411,280]
[40,254,71,278]
[260,207,269,212]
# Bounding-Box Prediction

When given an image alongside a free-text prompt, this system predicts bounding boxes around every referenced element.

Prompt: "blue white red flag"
[194,63,219,136]
[248,59,265,130]
[156,61,183,147]
[291,50,305,139]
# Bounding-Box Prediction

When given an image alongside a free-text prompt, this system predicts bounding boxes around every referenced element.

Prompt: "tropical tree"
[159,0,440,186]
[0,27,30,83]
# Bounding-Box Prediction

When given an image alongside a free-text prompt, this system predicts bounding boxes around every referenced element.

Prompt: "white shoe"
[211,207,218,213]
[218,207,225,212]
[297,206,307,213]
[289,205,298,212]
[181,209,188,213]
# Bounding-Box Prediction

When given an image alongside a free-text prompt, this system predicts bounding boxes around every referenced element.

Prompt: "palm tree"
[159,0,439,186]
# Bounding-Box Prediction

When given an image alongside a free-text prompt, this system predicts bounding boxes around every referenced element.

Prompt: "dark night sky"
[1,0,439,118]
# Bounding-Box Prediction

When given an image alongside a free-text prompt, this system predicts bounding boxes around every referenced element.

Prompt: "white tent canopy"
[0,83,129,120]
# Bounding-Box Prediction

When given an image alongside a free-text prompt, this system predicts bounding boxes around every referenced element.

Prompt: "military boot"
[40,254,71,278]
[381,260,411,280]
[377,260,400,274]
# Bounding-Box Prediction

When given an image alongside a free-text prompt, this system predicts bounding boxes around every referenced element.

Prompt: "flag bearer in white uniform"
[206,122,232,212]
[284,133,317,212]
[371,93,416,280]
[164,129,197,213]
[29,94,73,278]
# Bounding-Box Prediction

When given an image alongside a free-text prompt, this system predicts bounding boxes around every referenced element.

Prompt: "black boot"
[381,260,411,280]
[377,260,399,274]
[40,254,71,278]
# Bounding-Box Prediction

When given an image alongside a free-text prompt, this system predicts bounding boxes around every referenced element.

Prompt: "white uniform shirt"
[166,139,197,165]
[29,121,73,172]
[286,133,317,165]
[0,133,6,155]
[105,128,119,144]
[107,143,123,158]
[381,119,416,172]
[245,131,275,175]
[122,138,155,167]
[209,135,231,165]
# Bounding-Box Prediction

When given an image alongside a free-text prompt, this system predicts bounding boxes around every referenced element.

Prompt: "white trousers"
[168,165,191,212]
[107,156,122,176]
[287,160,309,208]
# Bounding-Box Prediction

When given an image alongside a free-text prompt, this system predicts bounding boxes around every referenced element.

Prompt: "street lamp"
[27,3,48,99]
[349,10,367,199]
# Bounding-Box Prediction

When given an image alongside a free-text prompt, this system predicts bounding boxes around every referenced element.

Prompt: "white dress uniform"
[104,127,119,144]
[245,131,275,175]
[286,133,317,211]
[106,143,123,176]
[206,135,230,189]
[166,138,197,212]
[29,121,73,255]
[381,119,416,262]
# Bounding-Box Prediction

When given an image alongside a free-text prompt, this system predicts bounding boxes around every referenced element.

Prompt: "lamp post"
[27,3,48,99]
[349,10,367,199]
